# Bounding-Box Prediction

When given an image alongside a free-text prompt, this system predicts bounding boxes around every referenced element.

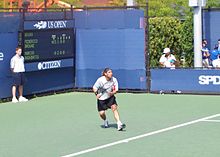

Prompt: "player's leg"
[111,104,125,131]
[99,110,109,128]
[111,104,120,123]
[99,110,106,120]
[98,99,109,128]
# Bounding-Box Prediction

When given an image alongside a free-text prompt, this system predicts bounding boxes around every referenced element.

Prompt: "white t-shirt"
[10,55,25,73]
[93,76,118,100]
[159,54,176,68]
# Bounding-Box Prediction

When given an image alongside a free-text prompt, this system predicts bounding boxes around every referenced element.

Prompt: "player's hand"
[96,94,102,99]
[108,91,116,96]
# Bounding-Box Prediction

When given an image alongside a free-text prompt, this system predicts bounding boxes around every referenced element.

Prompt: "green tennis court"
[0,92,220,157]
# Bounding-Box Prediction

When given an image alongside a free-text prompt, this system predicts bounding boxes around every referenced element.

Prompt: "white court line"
[61,114,220,157]
[202,119,220,122]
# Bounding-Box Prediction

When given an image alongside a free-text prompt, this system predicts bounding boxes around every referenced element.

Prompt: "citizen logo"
[38,60,61,70]
[0,52,4,61]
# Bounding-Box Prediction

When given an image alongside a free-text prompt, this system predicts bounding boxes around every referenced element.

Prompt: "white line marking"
[202,119,220,122]
[61,114,220,157]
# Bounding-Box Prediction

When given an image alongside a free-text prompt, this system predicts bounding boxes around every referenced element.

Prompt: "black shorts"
[97,96,117,111]
[12,72,26,86]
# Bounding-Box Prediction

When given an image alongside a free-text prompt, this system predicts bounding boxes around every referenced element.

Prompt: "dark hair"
[218,39,220,41]
[214,46,218,50]
[202,39,207,45]
[102,67,112,76]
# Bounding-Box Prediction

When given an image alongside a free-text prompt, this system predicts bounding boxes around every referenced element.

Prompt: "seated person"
[201,39,210,67]
[159,48,176,68]
[209,47,220,68]
[215,39,220,51]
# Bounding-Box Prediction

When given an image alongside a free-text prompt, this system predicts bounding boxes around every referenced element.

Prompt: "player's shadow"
[100,123,126,131]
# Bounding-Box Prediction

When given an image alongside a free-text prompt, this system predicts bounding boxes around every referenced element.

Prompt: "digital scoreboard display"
[22,29,74,62]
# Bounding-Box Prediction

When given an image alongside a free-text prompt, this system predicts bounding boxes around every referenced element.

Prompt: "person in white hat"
[159,48,176,68]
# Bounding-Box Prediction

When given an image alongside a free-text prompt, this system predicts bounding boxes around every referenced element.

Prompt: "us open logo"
[33,21,47,29]
[38,60,61,70]
[0,52,4,61]
[34,20,67,29]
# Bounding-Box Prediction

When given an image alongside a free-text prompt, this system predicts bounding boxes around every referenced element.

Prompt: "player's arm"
[93,87,102,99]
[92,87,98,95]
[109,79,118,96]
[93,80,102,99]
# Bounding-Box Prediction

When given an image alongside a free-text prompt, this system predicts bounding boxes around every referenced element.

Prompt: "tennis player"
[93,68,125,131]
[10,46,28,103]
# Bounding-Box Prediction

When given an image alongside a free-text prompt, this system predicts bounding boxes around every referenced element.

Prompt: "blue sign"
[25,58,74,72]
[24,20,74,30]
[151,69,220,93]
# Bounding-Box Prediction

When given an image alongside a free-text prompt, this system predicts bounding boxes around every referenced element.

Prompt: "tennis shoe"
[104,120,109,128]
[117,123,126,131]
[12,97,18,103]
[19,96,28,102]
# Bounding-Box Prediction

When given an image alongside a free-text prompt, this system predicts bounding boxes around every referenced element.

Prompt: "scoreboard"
[21,29,74,62]
[19,20,75,63]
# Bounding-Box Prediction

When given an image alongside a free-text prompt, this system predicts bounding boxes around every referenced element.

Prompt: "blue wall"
[75,29,146,89]
[74,10,144,29]
[0,33,18,98]
[0,9,146,99]
[1,9,220,98]
[151,69,220,93]
[203,9,220,49]
[74,9,146,89]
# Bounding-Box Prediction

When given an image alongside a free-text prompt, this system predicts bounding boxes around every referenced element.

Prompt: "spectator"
[201,39,210,67]
[215,39,220,51]
[209,47,220,68]
[159,48,177,68]
[10,46,28,103]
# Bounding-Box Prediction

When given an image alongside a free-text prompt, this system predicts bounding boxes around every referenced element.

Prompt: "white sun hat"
[163,48,171,54]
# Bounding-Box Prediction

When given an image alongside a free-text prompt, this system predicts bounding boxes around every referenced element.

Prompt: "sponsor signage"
[199,75,220,85]
[24,20,74,30]
[0,52,3,61]
[25,58,74,72]
[151,69,220,93]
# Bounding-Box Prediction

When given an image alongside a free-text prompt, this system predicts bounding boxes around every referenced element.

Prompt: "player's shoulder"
[97,76,105,82]
[112,77,118,82]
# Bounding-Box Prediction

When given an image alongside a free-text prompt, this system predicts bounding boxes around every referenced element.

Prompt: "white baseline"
[202,119,220,122]
[61,114,220,157]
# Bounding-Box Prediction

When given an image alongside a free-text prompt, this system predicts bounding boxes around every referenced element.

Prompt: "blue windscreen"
[75,29,146,89]
[203,9,220,49]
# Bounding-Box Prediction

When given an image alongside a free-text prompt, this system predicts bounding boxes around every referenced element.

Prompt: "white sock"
[117,121,122,125]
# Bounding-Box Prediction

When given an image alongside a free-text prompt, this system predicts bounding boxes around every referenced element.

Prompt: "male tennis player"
[10,46,28,103]
[93,68,125,131]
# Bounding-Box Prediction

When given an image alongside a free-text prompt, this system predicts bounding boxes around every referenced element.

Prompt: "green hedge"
[149,16,193,67]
